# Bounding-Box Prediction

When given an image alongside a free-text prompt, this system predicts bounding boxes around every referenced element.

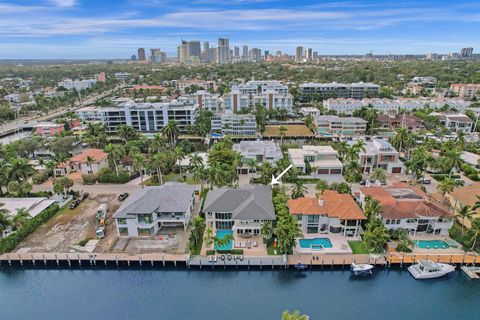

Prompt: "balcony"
[157,213,187,222]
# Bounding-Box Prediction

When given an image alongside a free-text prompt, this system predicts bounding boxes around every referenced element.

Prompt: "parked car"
[69,199,80,209]
[79,192,89,201]
[118,192,129,201]
[417,178,432,185]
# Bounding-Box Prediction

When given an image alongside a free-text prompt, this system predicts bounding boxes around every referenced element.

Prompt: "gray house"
[113,182,195,237]
[203,185,275,235]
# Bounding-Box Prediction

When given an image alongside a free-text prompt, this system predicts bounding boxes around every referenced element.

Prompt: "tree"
[391,127,414,153]
[193,164,209,192]
[456,204,475,237]
[363,219,389,253]
[247,158,257,178]
[189,216,205,249]
[370,168,387,182]
[162,120,180,148]
[363,196,383,221]
[395,229,414,252]
[132,152,146,188]
[278,125,287,146]
[315,179,329,194]
[290,179,307,199]
[150,153,167,185]
[86,155,95,174]
[260,221,273,243]
[437,177,456,205]
[203,227,215,250]
[275,215,303,254]
[468,218,480,251]
[4,158,35,183]
[188,153,204,173]
[53,176,74,197]
[117,124,139,141]
[105,143,125,176]
[0,204,12,237]
[282,310,309,320]
[7,180,32,197]
[12,208,30,229]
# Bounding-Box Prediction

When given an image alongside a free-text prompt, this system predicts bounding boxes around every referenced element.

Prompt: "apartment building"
[175,80,216,93]
[432,113,473,133]
[355,139,404,174]
[300,82,380,102]
[210,113,257,137]
[359,182,453,236]
[178,90,220,112]
[314,115,367,135]
[300,107,321,117]
[233,140,282,174]
[58,79,96,91]
[288,145,343,175]
[75,99,197,133]
[450,84,480,100]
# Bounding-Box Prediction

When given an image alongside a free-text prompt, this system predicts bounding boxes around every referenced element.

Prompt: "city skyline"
[0,0,480,59]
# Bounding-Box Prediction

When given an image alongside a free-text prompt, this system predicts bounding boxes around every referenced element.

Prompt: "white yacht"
[408,260,455,279]
[351,263,374,275]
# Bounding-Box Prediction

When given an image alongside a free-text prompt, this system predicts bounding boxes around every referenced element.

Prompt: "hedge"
[97,169,131,184]
[206,249,244,255]
[32,171,49,184]
[0,204,60,254]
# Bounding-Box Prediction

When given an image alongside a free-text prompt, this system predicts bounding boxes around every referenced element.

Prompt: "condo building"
[300,82,380,102]
[175,80,216,93]
[450,84,480,100]
[58,79,96,91]
[178,90,220,112]
[210,113,257,137]
[314,115,367,135]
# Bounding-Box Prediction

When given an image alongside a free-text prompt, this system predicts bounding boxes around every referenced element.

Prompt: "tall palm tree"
[364,196,383,221]
[162,120,180,148]
[391,127,414,153]
[188,153,204,173]
[336,141,349,160]
[468,218,480,251]
[117,124,139,141]
[12,208,30,230]
[105,143,125,176]
[149,133,167,154]
[246,158,257,178]
[278,125,287,146]
[456,204,475,236]
[443,148,463,177]
[86,155,95,174]
[193,164,209,192]
[260,221,273,244]
[132,152,146,188]
[437,177,456,205]
[291,179,307,199]
[315,179,329,194]
[189,216,205,248]
[454,130,466,149]
[363,219,389,253]
[150,153,167,185]
[5,158,35,183]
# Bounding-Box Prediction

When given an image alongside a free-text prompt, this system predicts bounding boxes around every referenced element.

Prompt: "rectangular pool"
[299,238,333,250]
[214,230,233,251]
[415,240,450,249]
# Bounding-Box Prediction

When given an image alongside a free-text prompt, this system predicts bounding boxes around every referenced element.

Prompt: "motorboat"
[408,260,455,279]
[295,263,308,271]
[351,263,374,275]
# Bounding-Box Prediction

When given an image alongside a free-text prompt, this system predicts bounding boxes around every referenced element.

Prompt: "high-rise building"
[307,48,313,61]
[187,41,201,59]
[130,55,137,61]
[203,41,210,61]
[178,40,188,63]
[242,45,249,60]
[137,48,146,62]
[150,48,166,63]
[264,51,269,59]
[217,38,230,64]
[460,47,473,58]
[234,46,240,58]
[295,46,303,62]
[249,48,262,62]
[313,51,318,60]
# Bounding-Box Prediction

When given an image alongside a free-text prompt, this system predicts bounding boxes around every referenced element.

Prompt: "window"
[307,216,319,223]
[117,218,127,225]
[307,226,318,234]
[137,228,151,236]
[297,214,302,221]
[138,214,153,224]
[119,227,128,236]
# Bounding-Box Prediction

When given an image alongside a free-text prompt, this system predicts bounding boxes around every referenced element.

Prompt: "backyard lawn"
[348,241,369,254]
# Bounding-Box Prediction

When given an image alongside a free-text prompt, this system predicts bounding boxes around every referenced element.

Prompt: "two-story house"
[54,148,109,177]
[356,139,404,174]
[203,185,275,236]
[288,190,366,237]
[113,183,195,237]
[233,140,282,174]
[359,182,453,236]
[288,145,343,175]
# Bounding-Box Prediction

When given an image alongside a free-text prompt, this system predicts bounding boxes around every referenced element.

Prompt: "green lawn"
[348,241,369,254]
[266,238,281,255]
[146,173,200,186]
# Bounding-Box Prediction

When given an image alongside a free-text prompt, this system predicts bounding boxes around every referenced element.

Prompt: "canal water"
[0,266,478,320]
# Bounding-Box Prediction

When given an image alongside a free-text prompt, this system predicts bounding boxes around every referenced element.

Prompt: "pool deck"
[295,234,357,255]
[410,235,464,255]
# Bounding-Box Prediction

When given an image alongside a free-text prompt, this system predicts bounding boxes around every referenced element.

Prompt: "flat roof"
[263,125,314,137]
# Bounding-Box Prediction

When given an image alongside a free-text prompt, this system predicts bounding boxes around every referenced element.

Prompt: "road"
[0,86,122,137]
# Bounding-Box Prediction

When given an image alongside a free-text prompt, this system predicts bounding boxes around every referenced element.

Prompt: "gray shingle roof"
[203,185,275,220]
[113,182,195,219]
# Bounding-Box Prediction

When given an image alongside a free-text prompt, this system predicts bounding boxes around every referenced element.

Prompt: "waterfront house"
[359,182,453,236]
[54,148,108,177]
[314,115,367,136]
[288,191,366,237]
[203,185,275,235]
[287,145,343,175]
[113,182,195,236]
[233,140,282,174]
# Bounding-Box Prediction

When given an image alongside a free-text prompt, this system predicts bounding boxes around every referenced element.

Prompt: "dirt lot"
[17,194,120,253]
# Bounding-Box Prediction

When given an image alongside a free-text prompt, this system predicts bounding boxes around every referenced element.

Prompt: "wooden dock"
[461,266,480,279]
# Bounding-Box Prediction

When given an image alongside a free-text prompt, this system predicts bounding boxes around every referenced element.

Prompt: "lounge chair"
[253,241,258,247]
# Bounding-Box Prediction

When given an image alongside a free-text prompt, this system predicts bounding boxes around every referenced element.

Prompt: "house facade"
[288,145,343,175]
[203,185,275,236]
[233,140,282,174]
[288,190,366,237]
[54,148,108,177]
[356,139,404,174]
[113,183,195,237]
[359,182,453,236]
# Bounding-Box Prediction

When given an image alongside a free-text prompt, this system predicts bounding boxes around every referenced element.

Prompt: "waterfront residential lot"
[16,194,120,253]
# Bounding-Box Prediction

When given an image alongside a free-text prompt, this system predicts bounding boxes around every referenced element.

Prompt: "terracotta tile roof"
[287,190,366,220]
[450,183,480,210]
[360,183,452,220]
[69,148,108,163]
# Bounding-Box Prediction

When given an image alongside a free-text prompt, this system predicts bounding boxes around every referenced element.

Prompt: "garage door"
[318,169,329,174]
[330,169,342,174]
[391,167,402,174]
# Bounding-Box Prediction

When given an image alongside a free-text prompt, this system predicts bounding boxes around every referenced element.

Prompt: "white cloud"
[51,0,77,7]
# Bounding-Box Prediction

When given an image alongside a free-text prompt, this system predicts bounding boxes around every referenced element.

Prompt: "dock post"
[104,260,107,267]
[174,260,177,267]
[235,260,238,269]
[321,257,323,269]
[31,254,36,266]
[260,260,262,269]
[248,259,250,270]
[20,259,23,266]
[272,259,274,269]
[115,255,118,267]
[139,257,142,267]
[224,259,226,270]
[342,259,345,269]
[151,260,154,267]
[199,260,202,270]
[89,256,93,266]
[162,256,165,267]
[55,254,59,266]
[93,255,96,266]
[8,254,11,266]
[67,255,71,267]
[127,260,130,267]
[331,259,333,269]
[43,254,47,266]
[77,254,81,266]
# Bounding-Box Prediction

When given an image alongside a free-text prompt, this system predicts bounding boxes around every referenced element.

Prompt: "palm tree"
[443,148,462,177]
[278,125,287,146]
[336,141,349,160]
[150,153,167,185]
[291,179,307,199]
[315,179,329,195]
[246,158,257,178]
[105,143,125,176]
[282,310,309,320]
[437,177,456,205]
[260,221,273,244]
[193,164,209,191]
[162,120,180,148]
[188,153,204,173]
[363,219,389,253]
[468,218,480,251]
[454,130,466,149]
[456,204,475,236]
[117,124,139,141]
[86,155,95,174]
[370,168,387,182]
[5,158,35,183]
[275,215,303,254]
[364,196,383,221]
[132,152,146,188]
[0,204,12,237]
[12,208,30,229]
[391,127,414,153]
[189,216,205,249]
[149,133,167,154]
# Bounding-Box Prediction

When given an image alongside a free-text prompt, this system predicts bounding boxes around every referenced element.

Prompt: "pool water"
[415,240,450,249]
[299,238,333,249]
[214,230,233,251]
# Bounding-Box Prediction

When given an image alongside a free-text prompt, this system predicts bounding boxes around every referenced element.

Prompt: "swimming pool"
[214,230,233,251]
[415,240,450,249]
[299,238,333,250]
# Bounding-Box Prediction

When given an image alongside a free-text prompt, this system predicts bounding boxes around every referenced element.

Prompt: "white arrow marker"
[270,164,293,186]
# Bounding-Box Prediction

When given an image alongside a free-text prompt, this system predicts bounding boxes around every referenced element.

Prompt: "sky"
[0,0,479,59]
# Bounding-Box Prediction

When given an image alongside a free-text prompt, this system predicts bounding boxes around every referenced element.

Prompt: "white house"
[288,145,343,175]
[233,140,282,174]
